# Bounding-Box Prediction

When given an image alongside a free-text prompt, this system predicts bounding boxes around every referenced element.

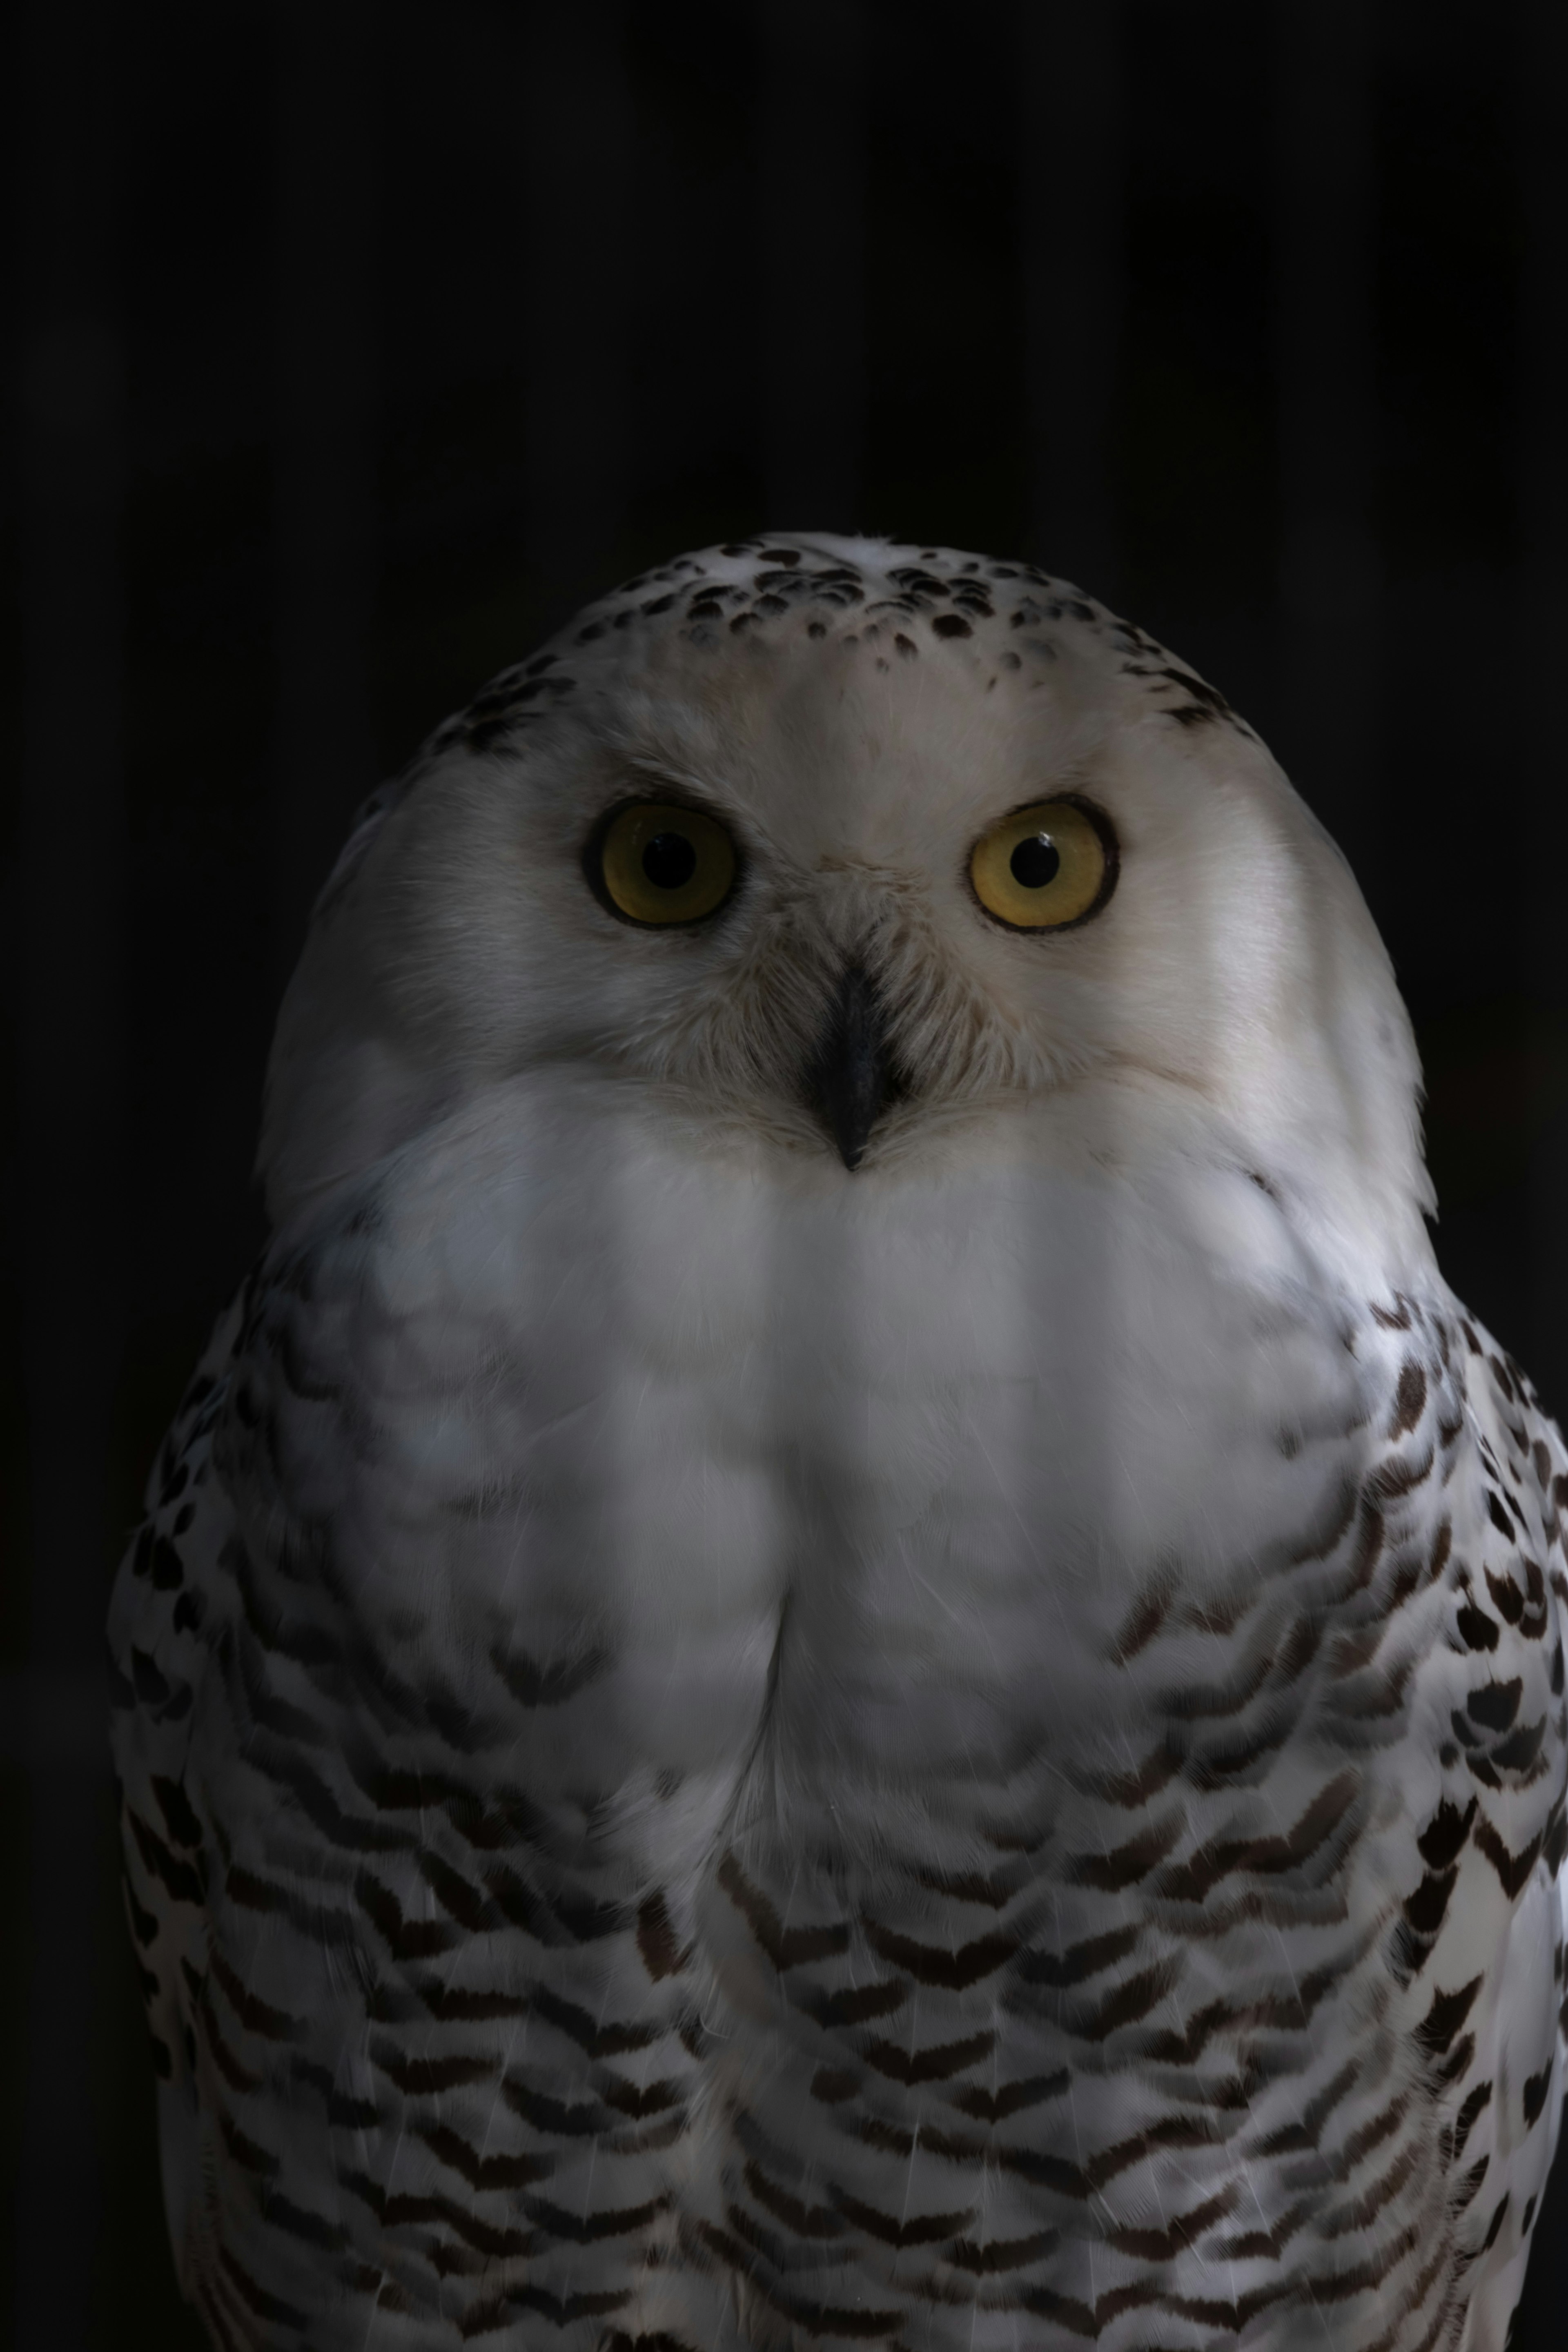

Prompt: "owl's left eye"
[590,800,738,926]
[968,797,1117,931]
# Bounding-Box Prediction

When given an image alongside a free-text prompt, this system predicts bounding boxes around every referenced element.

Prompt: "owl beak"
[807,962,892,1171]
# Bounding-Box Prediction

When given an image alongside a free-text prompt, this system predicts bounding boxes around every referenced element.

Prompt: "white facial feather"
[259,532,1431,1275]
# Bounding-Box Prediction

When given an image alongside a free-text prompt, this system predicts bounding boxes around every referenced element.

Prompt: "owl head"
[259,535,1430,1261]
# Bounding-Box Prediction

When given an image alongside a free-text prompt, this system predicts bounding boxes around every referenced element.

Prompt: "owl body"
[112,539,1567,2350]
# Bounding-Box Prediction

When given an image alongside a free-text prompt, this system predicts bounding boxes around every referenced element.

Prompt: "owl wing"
[107,1194,719,2350]
[108,1287,249,2294]
[641,1276,1568,2352]
[1399,1305,1568,2351]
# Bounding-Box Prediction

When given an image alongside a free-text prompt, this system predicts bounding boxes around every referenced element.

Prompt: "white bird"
[110,535,1567,2352]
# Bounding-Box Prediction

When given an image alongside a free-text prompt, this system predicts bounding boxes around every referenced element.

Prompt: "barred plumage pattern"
[112,1195,1567,2352]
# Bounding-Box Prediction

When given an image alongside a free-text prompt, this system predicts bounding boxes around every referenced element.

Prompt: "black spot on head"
[894,635,917,659]
[577,621,605,643]
[807,621,827,639]
[932,614,972,640]
[641,592,677,616]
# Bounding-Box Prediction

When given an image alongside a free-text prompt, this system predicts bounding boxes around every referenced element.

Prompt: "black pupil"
[1010,833,1060,890]
[641,831,697,891]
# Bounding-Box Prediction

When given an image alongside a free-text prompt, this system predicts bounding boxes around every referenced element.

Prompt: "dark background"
[5,1,1568,2343]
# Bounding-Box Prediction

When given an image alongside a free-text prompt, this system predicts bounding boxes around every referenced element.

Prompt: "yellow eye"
[594,800,738,926]
[968,798,1116,931]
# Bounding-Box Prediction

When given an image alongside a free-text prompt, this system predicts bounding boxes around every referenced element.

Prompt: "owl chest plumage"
[110,1094,1568,2351]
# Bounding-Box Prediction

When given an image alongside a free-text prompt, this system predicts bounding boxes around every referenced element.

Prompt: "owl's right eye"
[590,800,739,926]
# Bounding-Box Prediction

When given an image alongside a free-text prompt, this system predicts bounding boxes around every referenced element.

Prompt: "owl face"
[262,536,1428,1255]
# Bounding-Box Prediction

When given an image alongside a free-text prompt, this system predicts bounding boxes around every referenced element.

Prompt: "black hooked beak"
[806,963,893,1171]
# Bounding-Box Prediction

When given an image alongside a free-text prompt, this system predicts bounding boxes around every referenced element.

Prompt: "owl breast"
[120,1074,1552,2352]
[308,1079,1370,1782]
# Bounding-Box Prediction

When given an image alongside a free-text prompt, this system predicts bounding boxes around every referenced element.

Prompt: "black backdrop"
[6,3,1568,2344]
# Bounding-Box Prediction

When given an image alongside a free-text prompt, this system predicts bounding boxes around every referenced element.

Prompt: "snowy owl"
[111,536,1566,2352]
